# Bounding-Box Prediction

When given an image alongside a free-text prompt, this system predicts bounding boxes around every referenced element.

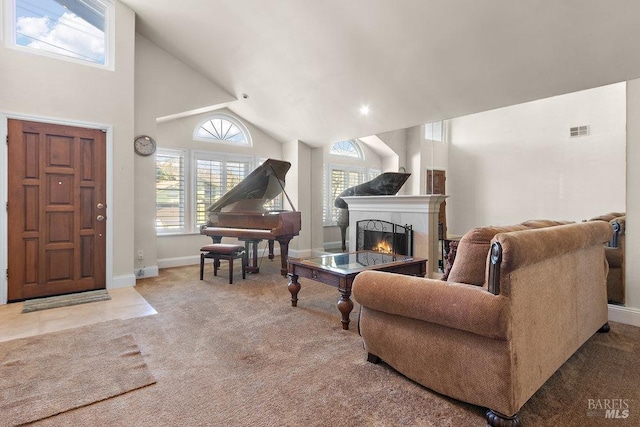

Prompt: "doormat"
[22,289,111,313]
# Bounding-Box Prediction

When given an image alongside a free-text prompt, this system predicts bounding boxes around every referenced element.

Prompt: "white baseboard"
[159,247,291,270]
[289,248,312,258]
[608,304,640,327]
[134,265,159,279]
[109,273,136,290]
[323,241,344,251]
[158,255,200,269]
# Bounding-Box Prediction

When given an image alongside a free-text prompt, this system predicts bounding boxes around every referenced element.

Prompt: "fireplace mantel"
[341,195,446,213]
[342,195,448,278]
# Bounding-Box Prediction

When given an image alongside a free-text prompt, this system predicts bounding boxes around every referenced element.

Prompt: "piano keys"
[200,159,301,276]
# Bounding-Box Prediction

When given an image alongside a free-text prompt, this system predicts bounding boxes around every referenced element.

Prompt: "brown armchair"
[352,221,612,426]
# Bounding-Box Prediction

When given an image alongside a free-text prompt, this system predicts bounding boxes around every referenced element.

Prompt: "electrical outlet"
[137,249,144,260]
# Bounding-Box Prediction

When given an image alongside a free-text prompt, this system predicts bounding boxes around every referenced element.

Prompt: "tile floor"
[0,287,157,343]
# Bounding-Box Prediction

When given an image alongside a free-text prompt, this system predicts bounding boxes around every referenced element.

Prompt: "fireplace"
[356,219,413,256]
[342,194,448,278]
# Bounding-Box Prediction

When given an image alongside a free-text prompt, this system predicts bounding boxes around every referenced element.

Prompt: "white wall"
[282,140,312,257]
[0,1,136,298]
[447,83,626,235]
[625,78,640,313]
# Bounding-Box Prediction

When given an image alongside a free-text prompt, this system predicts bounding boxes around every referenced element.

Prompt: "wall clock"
[134,135,156,156]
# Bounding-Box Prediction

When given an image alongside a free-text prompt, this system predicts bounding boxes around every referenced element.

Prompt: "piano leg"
[268,240,275,260]
[276,236,293,276]
[239,238,262,273]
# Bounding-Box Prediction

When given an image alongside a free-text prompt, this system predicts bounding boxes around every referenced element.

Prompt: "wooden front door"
[7,120,106,301]
[426,169,447,238]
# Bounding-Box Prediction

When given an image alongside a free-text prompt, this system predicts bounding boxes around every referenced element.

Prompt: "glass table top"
[299,251,416,273]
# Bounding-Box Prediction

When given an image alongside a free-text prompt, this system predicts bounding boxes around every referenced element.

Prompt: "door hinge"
[5,135,8,144]
[5,269,7,280]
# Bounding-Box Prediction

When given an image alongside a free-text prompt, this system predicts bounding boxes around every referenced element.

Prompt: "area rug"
[0,320,156,426]
[22,290,111,313]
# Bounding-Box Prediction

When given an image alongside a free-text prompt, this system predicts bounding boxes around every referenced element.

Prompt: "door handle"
[97,215,105,222]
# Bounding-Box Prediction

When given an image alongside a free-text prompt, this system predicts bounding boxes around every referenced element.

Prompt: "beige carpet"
[0,320,155,426]
[5,259,640,426]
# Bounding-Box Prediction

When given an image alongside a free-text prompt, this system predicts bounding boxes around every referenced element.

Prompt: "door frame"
[0,113,114,305]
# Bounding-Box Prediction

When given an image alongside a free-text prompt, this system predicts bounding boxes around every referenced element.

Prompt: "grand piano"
[334,172,411,251]
[200,159,301,276]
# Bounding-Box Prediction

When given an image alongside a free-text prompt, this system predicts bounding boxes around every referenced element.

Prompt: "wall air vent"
[570,125,589,138]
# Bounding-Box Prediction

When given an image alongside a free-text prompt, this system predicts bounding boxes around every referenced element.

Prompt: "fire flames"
[372,240,393,254]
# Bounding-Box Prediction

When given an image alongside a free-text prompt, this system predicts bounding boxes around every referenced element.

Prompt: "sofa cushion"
[447,225,528,286]
[447,220,573,286]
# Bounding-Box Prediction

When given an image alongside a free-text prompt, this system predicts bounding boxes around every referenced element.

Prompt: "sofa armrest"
[352,270,510,340]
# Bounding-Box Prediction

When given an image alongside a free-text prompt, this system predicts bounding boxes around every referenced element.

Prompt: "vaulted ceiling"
[120,0,640,147]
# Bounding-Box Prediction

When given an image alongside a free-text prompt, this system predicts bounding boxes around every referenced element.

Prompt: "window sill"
[157,231,204,237]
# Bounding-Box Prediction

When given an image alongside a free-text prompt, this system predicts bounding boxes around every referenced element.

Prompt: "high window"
[425,121,443,142]
[7,0,113,67]
[194,113,252,146]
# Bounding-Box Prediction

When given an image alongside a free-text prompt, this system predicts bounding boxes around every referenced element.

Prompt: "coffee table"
[287,251,427,330]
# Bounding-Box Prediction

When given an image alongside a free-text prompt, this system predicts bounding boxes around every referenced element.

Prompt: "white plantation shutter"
[194,156,252,228]
[156,151,185,232]
[328,168,364,224]
[195,158,223,227]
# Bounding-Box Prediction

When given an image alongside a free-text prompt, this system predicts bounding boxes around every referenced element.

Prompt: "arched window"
[194,113,252,146]
[330,140,364,159]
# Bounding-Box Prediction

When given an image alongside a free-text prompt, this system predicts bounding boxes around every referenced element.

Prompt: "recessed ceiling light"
[360,105,370,115]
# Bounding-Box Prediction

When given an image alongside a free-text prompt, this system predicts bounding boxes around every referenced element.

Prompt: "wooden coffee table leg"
[287,273,300,307]
[337,290,354,330]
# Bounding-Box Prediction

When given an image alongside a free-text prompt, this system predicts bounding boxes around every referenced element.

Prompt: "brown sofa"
[352,221,612,426]
[589,212,625,304]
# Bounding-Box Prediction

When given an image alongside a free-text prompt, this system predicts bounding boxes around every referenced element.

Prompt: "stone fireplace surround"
[341,195,448,278]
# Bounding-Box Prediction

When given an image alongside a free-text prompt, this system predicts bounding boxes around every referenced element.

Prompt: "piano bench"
[200,244,247,284]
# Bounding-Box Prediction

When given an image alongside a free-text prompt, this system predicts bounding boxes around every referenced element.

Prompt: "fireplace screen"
[356,220,413,256]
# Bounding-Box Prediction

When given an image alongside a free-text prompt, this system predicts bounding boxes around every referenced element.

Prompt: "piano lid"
[207,158,292,213]
[334,172,411,209]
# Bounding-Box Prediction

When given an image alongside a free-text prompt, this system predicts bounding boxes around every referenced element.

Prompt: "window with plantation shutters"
[194,155,252,229]
[194,158,223,227]
[156,150,253,234]
[156,150,185,233]
[327,167,364,224]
